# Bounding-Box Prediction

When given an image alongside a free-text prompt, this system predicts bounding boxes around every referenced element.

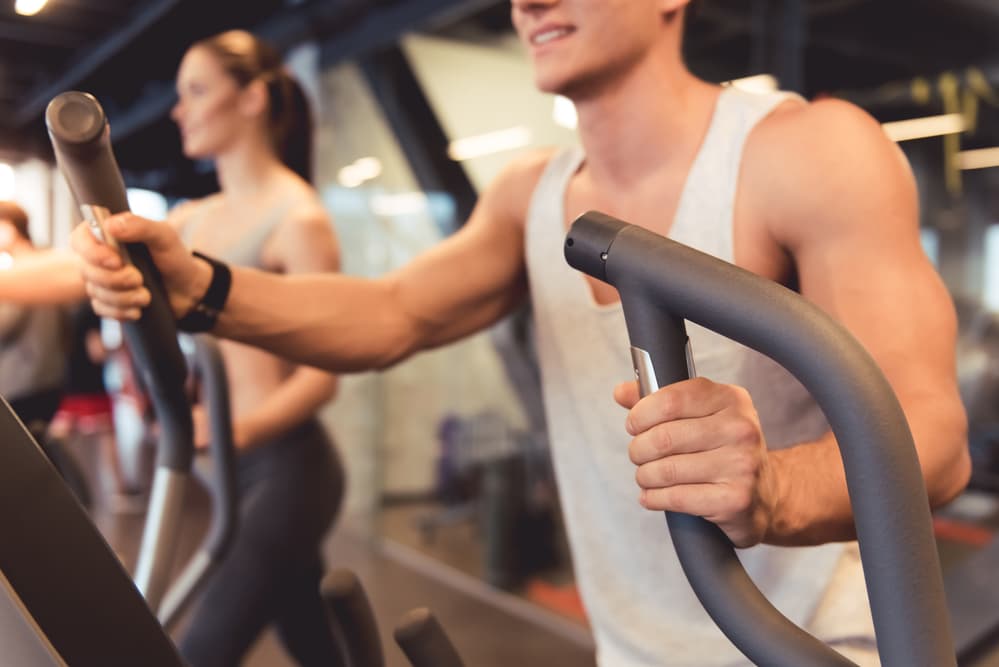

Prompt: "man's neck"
[573,62,719,190]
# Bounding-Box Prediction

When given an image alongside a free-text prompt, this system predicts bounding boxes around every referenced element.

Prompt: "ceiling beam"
[948,0,999,20]
[834,62,999,109]
[0,20,86,48]
[104,0,500,144]
[13,0,184,128]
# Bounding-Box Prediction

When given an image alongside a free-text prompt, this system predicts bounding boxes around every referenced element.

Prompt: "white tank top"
[524,87,877,666]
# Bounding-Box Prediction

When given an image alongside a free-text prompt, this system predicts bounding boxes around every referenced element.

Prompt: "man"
[74,1,968,664]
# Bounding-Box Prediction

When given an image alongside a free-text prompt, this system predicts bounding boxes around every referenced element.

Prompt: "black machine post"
[565,211,955,667]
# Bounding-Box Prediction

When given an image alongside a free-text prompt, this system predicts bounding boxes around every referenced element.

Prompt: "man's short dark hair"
[0,201,30,241]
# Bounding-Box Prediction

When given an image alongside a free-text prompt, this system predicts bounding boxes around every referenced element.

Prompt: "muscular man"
[74,1,968,664]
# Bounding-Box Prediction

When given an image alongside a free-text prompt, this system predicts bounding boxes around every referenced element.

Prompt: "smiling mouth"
[532,27,574,46]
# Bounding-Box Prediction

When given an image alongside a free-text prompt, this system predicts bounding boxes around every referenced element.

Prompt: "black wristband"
[176,251,232,333]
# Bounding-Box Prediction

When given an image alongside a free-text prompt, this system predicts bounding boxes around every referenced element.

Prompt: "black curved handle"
[321,569,385,667]
[191,335,238,560]
[46,91,192,472]
[564,211,955,667]
[393,608,464,667]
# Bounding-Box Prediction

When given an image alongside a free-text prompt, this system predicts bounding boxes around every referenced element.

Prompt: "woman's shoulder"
[166,193,223,231]
[272,175,330,229]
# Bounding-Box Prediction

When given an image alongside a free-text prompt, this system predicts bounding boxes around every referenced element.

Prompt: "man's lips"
[530,24,576,47]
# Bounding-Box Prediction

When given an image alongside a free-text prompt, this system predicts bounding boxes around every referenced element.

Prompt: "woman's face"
[171,47,248,160]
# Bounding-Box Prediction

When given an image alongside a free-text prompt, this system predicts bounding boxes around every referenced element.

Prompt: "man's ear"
[660,0,690,12]
[660,0,691,21]
[238,78,269,120]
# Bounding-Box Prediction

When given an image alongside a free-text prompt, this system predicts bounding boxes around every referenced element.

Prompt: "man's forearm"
[765,435,858,546]
[212,265,417,373]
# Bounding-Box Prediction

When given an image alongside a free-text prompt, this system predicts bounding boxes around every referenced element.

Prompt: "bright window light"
[15,0,48,16]
[726,74,779,94]
[985,226,999,312]
[448,126,532,161]
[553,95,578,130]
[338,157,383,188]
[126,188,168,221]
[0,164,14,199]
[957,147,999,171]
[919,228,939,267]
[882,113,967,142]
[370,192,428,218]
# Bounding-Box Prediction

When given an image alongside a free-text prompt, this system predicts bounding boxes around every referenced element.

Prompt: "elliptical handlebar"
[46,90,193,614]
[45,90,192,472]
[156,334,239,630]
[564,211,955,667]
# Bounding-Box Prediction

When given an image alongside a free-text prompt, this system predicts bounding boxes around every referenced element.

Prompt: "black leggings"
[9,387,63,433]
[179,419,344,667]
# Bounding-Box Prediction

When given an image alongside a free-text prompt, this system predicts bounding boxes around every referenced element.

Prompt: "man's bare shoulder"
[749,97,891,177]
[743,97,914,241]
[480,147,563,228]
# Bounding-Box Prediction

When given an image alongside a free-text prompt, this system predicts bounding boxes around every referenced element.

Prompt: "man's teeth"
[534,28,571,45]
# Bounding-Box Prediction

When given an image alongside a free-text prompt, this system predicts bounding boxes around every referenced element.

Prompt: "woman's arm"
[0,249,85,305]
[229,204,340,450]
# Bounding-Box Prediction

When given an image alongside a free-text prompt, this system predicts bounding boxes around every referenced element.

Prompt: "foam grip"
[393,608,464,667]
[321,569,384,667]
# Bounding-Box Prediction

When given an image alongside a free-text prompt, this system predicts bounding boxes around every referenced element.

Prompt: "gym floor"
[79,435,999,666]
[93,479,595,666]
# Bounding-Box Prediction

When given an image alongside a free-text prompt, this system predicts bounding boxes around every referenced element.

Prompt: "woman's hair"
[0,201,30,242]
[191,30,314,183]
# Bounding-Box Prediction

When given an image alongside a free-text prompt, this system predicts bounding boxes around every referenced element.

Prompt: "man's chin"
[534,73,570,98]
[182,144,207,161]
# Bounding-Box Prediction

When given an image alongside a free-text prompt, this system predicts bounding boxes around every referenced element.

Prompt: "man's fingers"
[109,213,183,257]
[71,221,123,269]
[638,482,727,516]
[634,448,735,489]
[626,378,749,435]
[639,483,760,547]
[90,298,142,322]
[84,271,149,321]
[107,213,153,243]
[614,381,641,408]
[628,413,751,465]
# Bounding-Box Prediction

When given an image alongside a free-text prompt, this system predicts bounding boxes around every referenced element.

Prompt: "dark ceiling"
[0,0,997,198]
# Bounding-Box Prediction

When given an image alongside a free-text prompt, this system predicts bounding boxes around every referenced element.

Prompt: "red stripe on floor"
[934,516,994,547]
[525,579,589,626]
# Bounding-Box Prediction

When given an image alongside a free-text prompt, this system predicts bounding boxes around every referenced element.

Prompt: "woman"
[167,30,343,666]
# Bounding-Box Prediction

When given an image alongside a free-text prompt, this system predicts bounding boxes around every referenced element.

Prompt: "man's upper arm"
[754,99,969,500]
[381,149,553,349]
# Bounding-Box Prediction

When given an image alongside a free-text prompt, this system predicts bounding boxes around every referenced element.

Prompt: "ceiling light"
[882,113,967,142]
[15,0,48,16]
[957,147,999,171]
[0,164,14,199]
[448,127,532,161]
